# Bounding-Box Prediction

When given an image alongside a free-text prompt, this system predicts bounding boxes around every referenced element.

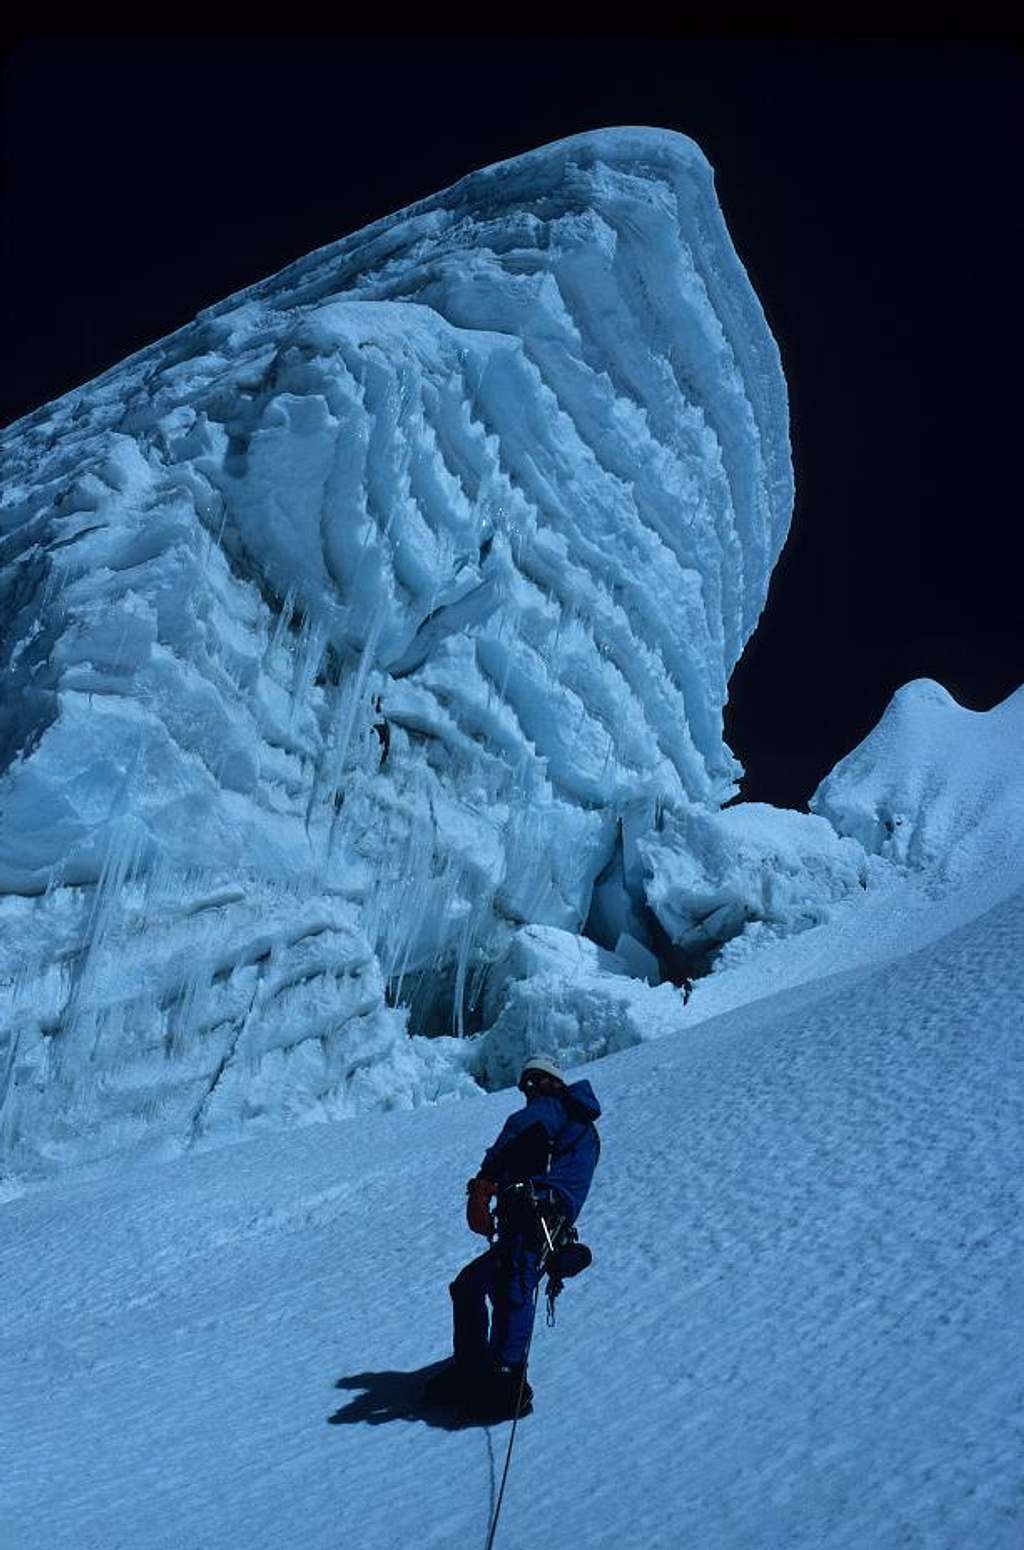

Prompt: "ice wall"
[0,128,792,1177]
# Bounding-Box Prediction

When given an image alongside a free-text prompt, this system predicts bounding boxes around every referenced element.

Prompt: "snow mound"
[620,685,1024,1001]
[671,682,1024,1025]
[0,129,791,1178]
[812,680,1024,883]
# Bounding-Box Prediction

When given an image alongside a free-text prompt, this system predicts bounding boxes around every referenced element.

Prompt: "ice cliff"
[2,126,793,1176]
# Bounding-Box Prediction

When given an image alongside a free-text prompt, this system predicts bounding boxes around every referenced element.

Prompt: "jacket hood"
[563,1079,601,1122]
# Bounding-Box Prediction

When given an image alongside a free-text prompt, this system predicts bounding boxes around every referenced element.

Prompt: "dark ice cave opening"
[580,821,721,993]
[385,962,491,1041]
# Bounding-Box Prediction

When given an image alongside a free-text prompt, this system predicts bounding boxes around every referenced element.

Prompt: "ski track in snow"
[3,887,1021,1550]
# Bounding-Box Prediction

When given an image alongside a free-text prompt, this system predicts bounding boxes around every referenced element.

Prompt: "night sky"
[2,32,1020,809]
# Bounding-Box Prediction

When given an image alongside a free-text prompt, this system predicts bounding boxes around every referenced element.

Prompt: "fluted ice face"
[0,129,792,1175]
[210,127,793,806]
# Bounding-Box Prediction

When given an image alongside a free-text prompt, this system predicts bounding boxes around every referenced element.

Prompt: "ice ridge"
[0,128,792,1176]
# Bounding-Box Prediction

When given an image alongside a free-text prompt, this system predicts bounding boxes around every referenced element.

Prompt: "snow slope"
[3,873,1020,1549]
[0,127,792,1177]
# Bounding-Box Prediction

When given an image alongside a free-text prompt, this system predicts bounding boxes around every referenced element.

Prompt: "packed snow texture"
[0,128,794,1177]
[3,869,1021,1549]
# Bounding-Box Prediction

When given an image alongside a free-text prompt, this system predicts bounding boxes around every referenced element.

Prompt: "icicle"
[267,586,296,662]
[289,611,328,731]
[323,607,386,855]
[55,813,149,1069]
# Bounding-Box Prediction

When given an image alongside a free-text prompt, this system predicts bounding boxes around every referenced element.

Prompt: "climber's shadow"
[328,1362,471,1431]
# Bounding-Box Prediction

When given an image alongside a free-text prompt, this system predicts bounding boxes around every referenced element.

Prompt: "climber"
[426,1054,601,1421]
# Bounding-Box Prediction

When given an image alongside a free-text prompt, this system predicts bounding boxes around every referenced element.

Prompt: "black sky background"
[2,32,1020,810]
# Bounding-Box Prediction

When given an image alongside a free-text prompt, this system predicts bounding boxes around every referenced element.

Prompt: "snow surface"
[0,127,794,1177]
[3,863,1021,1549]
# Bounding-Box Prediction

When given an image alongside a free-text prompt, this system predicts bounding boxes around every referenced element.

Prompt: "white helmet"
[519,1054,566,1087]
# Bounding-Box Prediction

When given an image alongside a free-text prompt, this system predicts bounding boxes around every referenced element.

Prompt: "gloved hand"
[466,1175,497,1237]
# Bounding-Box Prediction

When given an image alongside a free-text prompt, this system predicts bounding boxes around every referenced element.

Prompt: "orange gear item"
[466,1175,497,1236]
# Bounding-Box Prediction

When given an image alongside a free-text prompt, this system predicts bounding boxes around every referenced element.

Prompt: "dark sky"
[2,32,1020,809]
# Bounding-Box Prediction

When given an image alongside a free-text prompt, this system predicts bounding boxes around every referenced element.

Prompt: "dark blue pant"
[450,1229,543,1370]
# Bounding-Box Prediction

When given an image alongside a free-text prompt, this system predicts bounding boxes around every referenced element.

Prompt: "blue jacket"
[480,1079,601,1223]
